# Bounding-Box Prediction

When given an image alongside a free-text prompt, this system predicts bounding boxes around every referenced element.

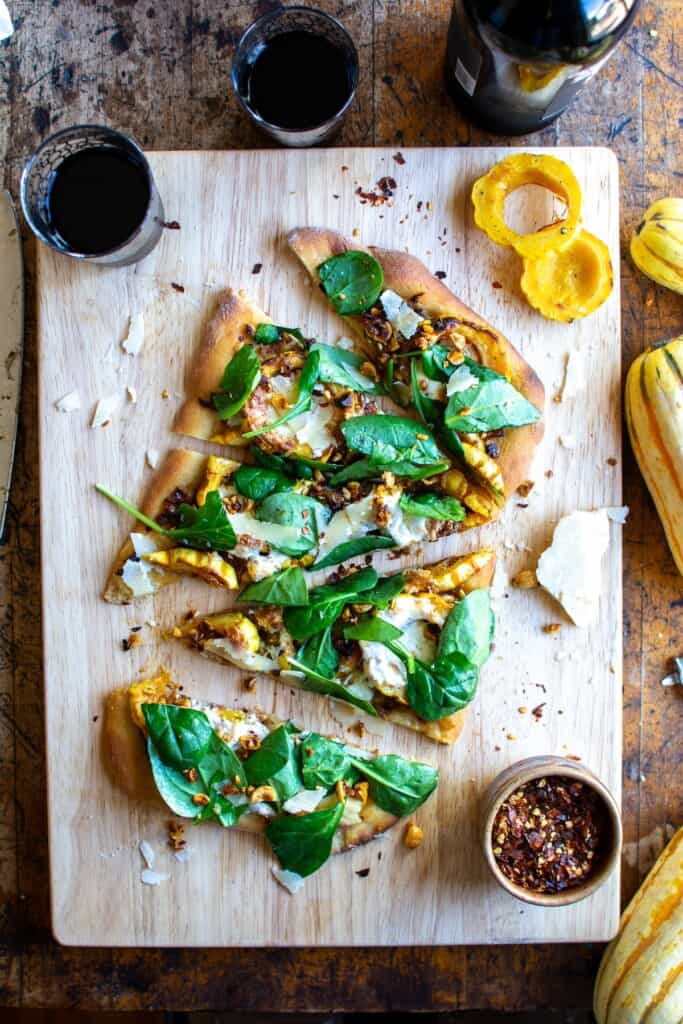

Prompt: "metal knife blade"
[0,191,23,542]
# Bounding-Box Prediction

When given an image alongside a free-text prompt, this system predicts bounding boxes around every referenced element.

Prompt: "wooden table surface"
[0,0,681,1012]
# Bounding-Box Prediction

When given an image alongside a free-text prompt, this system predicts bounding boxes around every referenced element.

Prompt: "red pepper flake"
[492,776,609,894]
[341,165,349,171]
[355,867,370,878]
[393,151,405,165]
[492,281,503,289]
[171,281,185,293]
[416,201,423,212]
[434,271,447,280]
[531,702,546,719]
[159,219,181,230]
[251,263,262,274]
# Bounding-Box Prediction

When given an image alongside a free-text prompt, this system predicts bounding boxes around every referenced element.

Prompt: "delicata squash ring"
[472,153,582,259]
[520,228,613,323]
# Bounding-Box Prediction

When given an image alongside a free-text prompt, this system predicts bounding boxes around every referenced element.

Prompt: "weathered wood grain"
[0,0,681,1010]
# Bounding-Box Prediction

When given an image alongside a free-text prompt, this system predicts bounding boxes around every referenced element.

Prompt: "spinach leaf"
[96,487,237,552]
[341,415,444,466]
[438,589,494,668]
[243,349,321,438]
[234,465,292,501]
[405,652,479,721]
[422,343,454,381]
[252,446,313,481]
[312,343,384,395]
[398,492,465,521]
[195,792,251,828]
[343,617,403,643]
[287,658,378,716]
[445,358,542,433]
[329,457,450,486]
[297,626,339,680]
[239,566,309,606]
[283,567,378,640]
[348,753,438,816]
[361,572,406,609]
[195,728,245,790]
[254,323,306,345]
[312,534,397,570]
[142,703,214,771]
[265,800,345,877]
[410,356,443,432]
[244,723,302,804]
[257,491,330,539]
[318,251,384,315]
[300,733,351,790]
[212,345,261,420]
[147,739,206,817]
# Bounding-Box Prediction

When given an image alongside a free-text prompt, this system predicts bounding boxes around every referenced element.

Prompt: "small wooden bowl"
[481,755,622,908]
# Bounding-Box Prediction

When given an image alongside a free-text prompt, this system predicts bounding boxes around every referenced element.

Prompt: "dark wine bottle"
[446,0,641,135]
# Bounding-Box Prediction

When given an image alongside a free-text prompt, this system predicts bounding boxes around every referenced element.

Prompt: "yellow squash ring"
[472,153,582,259]
[520,228,613,323]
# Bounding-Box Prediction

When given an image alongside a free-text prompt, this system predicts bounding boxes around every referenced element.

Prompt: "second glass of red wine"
[232,6,358,147]
[20,124,164,266]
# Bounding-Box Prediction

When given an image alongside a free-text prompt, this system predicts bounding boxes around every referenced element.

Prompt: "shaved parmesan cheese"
[346,678,375,702]
[131,532,159,557]
[248,802,276,818]
[559,434,576,449]
[122,558,159,598]
[317,492,376,559]
[382,489,428,546]
[55,390,81,413]
[340,796,364,827]
[225,792,249,807]
[379,289,403,322]
[559,349,584,401]
[140,869,169,886]
[446,364,479,395]
[536,509,610,627]
[121,312,145,355]
[283,788,326,814]
[290,404,336,456]
[139,840,155,869]
[422,378,446,400]
[272,866,305,895]
[146,449,160,469]
[603,505,629,525]
[174,848,193,863]
[91,394,121,428]
[203,637,279,674]
[379,289,423,339]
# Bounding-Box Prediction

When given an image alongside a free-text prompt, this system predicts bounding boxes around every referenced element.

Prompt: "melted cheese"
[446,364,479,395]
[290,405,336,456]
[358,594,448,700]
[203,637,280,674]
[316,492,376,559]
[121,533,164,596]
[282,788,326,814]
[381,489,429,547]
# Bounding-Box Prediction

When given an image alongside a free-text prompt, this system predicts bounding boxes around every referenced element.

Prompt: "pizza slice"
[173,548,496,744]
[288,228,545,518]
[99,442,491,605]
[105,669,438,889]
[174,288,382,461]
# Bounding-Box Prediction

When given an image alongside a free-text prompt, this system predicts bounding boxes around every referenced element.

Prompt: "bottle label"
[454,55,479,97]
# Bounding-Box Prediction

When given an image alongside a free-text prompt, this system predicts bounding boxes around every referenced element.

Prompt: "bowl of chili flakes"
[481,756,622,907]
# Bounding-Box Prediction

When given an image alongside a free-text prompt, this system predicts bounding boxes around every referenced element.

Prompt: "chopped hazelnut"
[512,568,538,589]
[192,793,210,806]
[404,823,424,849]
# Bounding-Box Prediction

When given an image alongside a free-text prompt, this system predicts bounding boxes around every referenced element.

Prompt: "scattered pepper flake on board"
[532,703,546,719]
[251,263,262,275]
[434,270,447,280]
[171,281,185,293]
[492,281,503,289]
[355,867,370,878]
[393,151,405,165]
[517,480,534,497]
[160,219,181,230]
[492,776,608,894]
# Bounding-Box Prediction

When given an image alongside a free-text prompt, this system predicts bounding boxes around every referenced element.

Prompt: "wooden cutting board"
[38,146,622,947]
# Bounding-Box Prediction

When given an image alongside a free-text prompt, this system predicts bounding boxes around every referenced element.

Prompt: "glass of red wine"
[20,124,165,266]
[232,6,358,147]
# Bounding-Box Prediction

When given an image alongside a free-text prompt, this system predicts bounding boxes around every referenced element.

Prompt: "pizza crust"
[103,678,400,853]
[287,226,545,498]
[174,289,273,443]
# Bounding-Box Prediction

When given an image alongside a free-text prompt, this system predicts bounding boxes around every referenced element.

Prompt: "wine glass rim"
[20,123,155,259]
[231,5,359,136]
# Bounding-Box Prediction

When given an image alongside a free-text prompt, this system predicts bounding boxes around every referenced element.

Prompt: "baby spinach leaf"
[410,356,443,431]
[257,491,330,538]
[297,626,339,680]
[405,652,479,721]
[437,589,494,668]
[287,658,378,717]
[422,343,455,381]
[195,792,251,828]
[348,753,438,816]
[252,446,313,481]
[212,345,261,420]
[254,323,306,345]
[147,739,206,817]
[266,800,345,877]
[445,358,542,433]
[398,492,465,521]
[234,465,292,501]
[96,486,237,552]
[284,567,378,640]
[329,457,450,486]
[312,342,384,395]
[341,414,445,466]
[238,566,309,606]
[300,734,351,790]
[142,703,214,772]
[361,572,406,609]
[244,723,302,804]
[312,534,397,570]
[318,251,384,315]
[195,729,245,792]
[243,349,321,438]
[343,617,403,643]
